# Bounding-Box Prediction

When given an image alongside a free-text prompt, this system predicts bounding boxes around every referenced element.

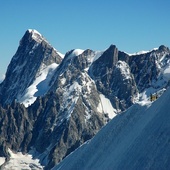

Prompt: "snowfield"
[53,87,170,170]
[18,63,58,107]
[97,94,117,119]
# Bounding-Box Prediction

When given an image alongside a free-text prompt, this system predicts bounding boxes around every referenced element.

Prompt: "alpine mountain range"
[0,29,170,169]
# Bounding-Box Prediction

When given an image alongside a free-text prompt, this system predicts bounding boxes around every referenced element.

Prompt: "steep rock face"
[127,46,170,92]
[47,49,109,168]
[129,50,161,92]
[89,45,118,78]
[89,45,138,111]
[0,32,111,169]
[0,29,62,105]
[25,49,110,169]
[0,102,32,158]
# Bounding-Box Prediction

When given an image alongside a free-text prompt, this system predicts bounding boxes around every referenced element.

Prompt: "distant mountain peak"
[158,45,170,52]
[26,29,45,43]
[0,29,63,106]
[27,29,41,34]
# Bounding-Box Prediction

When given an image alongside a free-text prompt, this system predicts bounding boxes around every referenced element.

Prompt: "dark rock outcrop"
[89,45,138,111]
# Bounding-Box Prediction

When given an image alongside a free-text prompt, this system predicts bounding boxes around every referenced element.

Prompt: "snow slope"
[69,49,84,58]
[97,94,117,119]
[18,63,58,107]
[53,87,170,170]
[126,48,158,56]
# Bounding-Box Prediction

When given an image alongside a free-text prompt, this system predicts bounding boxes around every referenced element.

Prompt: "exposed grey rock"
[128,46,170,92]
[89,45,138,111]
[0,29,62,105]
[19,49,109,169]
[0,102,32,157]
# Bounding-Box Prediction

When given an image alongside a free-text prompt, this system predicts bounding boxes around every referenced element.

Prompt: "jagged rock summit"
[0,29,170,169]
[0,29,63,107]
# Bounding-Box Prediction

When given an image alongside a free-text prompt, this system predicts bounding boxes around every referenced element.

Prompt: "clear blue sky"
[0,0,170,80]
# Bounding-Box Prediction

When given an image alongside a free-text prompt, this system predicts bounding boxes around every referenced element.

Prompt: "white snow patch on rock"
[116,61,131,80]
[0,73,5,83]
[97,94,117,119]
[86,51,104,64]
[57,51,65,58]
[69,49,84,58]
[28,29,44,43]
[3,149,43,170]
[18,63,58,107]
[0,157,5,166]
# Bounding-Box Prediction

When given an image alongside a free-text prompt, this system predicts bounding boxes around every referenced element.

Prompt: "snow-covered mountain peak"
[125,45,169,56]
[0,29,63,106]
[28,29,41,35]
[27,29,45,43]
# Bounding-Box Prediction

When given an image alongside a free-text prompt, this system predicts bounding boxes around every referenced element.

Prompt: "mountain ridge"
[0,29,170,169]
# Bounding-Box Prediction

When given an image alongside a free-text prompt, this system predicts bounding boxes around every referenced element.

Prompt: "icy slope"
[54,87,170,170]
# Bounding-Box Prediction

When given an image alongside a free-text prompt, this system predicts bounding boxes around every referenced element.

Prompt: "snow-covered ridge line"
[28,29,65,59]
[69,49,85,58]
[126,48,158,56]
[27,29,46,43]
[28,29,41,35]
